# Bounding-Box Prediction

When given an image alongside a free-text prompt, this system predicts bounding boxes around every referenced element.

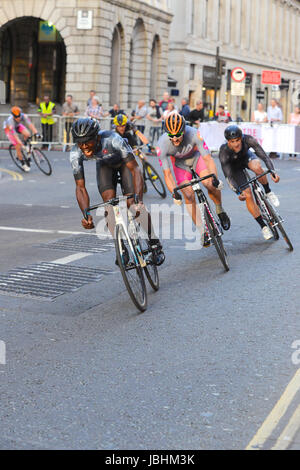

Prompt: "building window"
[190,64,196,81]
[110,24,122,106]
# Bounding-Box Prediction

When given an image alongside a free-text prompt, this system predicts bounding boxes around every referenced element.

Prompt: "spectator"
[103,103,125,128]
[179,98,191,120]
[162,101,176,120]
[87,90,96,107]
[215,105,232,123]
[62,94,80,149]
[146,99,163,145]
[288,105,300,158]
[252,102,268,123]
[131,100,148,133]
[188,100,204,127]
[267,99,283,124]
[159,92,172,113]
[85,96,104,121]
[38,95,56,149]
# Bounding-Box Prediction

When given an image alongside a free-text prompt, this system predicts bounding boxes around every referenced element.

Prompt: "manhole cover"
[0,262,114,301]
[36,234,114,254]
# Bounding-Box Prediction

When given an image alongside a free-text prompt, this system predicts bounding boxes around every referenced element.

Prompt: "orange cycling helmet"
[11,106,22,118]
[164,111,186,136]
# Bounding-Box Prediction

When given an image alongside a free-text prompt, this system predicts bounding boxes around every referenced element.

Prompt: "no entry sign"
[231,67,246,83]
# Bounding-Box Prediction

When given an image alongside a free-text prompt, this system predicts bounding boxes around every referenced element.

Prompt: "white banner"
[199,122,297,153]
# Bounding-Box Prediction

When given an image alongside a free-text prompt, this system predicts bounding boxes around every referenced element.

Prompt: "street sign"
[231,67,246,83]
[256,90,265,100]
[261,70,281,85]
[231,81,245,96]
[77,10,93,30]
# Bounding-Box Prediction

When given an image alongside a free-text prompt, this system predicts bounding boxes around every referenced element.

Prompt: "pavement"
[0,148,300,450]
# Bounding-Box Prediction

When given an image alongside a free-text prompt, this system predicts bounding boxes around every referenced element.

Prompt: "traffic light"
[217,58,226,76]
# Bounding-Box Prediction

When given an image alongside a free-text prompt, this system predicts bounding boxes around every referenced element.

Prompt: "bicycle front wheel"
[9,145,28,172]
[32,148,52,175]
[139,237,159,291]
[204,207,229,272]
[144,162,167,199]
[264,199,293,252]
[115,224,147,312]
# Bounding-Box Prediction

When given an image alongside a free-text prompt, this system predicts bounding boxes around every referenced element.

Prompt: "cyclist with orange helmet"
[157,111,230,245]
[3,106,39,172]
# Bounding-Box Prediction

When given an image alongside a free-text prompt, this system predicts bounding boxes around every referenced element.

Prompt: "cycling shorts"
[5,124,26,146]
[96,161,134,194]
[170,155,207,185]
[227,151,259,191]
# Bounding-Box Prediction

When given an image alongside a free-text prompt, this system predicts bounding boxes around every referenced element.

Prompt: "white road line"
[52,253,92,264]
[0,226,97,236]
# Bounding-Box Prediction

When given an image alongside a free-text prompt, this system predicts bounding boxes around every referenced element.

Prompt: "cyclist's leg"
[96,162,117,237]
[247,154,268,185]
[5,128,23,160]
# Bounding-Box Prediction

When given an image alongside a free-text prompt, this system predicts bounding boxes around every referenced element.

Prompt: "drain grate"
[0,262,114,301]
[36,234,115,254]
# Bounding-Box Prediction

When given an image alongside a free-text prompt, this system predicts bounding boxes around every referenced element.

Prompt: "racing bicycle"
[9,135,52,176]
[84,194,160,312]
[239,170,293,251]
[173,171,229,272]
[133,146,167,199]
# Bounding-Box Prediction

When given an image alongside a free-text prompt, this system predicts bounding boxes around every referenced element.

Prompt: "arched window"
[110,24,123,106]
[150,35,160,100]
[128,18,147,109]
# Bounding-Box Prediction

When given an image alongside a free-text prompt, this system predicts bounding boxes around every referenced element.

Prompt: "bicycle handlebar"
[238,170,275,192]
[173,173,218,200]
[83,194,136,220]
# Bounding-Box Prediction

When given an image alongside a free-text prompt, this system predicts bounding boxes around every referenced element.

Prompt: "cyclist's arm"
[246,135,275,172]
[135,129,149,146]
[219,149,240,193]
[125,159,144,201]
[163,168,177,194]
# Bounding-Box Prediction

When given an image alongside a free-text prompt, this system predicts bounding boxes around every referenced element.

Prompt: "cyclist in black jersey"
[70,118,165,265]
[219,125,280,240]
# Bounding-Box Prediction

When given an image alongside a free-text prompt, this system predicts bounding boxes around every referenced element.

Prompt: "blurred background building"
[167,0,300,121]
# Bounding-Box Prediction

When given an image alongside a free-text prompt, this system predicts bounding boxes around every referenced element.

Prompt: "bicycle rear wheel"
[9,145,29,172]
[204,206,229,272]
[263,199,293,251]
[32,148,52,175]
[115,224,147,312]
[139,237,159,291]
[144,162,167,199]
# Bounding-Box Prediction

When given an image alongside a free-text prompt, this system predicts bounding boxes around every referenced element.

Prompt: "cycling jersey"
[70,130,135,181]
[3,113,32,132]
[219,134,275,193]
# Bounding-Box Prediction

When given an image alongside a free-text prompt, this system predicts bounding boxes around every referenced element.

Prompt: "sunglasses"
[168,132,183,138]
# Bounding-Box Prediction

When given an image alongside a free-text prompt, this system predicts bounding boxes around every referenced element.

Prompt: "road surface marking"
[52,253,92,264]
[0,226,98,236]
[246,369,300,450]
[0,167,23,181]
[271,404,300,450]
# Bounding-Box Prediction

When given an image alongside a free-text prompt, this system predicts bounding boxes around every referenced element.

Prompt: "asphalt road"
[0,148,300,450]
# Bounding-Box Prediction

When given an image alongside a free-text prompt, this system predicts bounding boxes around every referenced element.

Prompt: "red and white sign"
[261,70,281,85]
[231,67,246,83]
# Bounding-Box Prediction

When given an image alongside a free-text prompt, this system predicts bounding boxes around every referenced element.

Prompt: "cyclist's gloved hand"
[82,214,94,230]
[172,191,183,206]
[212,176,224,190]
[147,144,152,153]
[271,173,280,183]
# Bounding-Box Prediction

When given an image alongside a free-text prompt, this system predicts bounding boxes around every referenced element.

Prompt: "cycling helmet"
[224,125,242,141]
[113,114,128,127]
[71,118,100,143]
[11,106,22,118]
[164,112,186,135]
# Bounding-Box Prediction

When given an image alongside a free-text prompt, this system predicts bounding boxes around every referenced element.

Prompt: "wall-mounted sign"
[77,10,93,30]
[261,70,281,85]
[231,81,245,96]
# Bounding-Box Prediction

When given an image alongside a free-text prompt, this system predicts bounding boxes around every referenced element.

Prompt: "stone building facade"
[167,0,300,122]
[0,0,172,113]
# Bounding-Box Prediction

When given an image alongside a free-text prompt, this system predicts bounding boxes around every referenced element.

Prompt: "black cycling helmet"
[224,125,242,141]
[71,118,100,143]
